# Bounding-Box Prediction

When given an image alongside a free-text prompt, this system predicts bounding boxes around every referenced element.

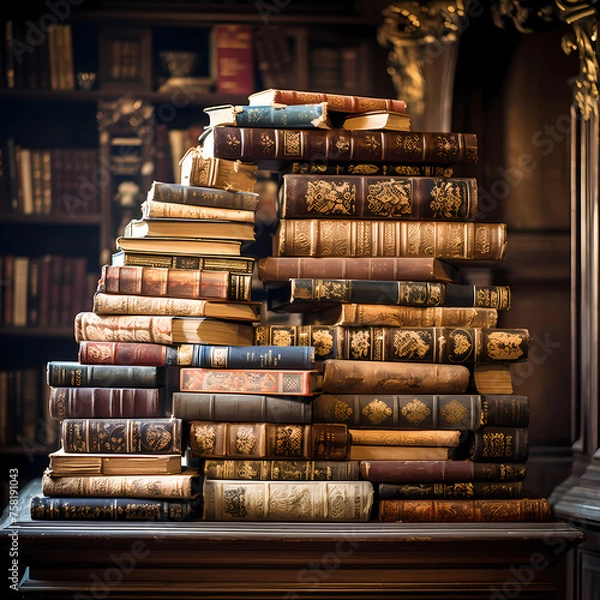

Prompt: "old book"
[122,217,256,242]
[313,394,529,430]
[285,162,454,178]
[203,459,360,481]
[30,495,197,521]
[349,446,450,460]
[46,360,171,388]
[273,220,507,261]
[215,24,254,94]
[179,147,258,193]
[349,429,461,447]
[111,251,254,273]
[377,481,523,500]
[173,392,312,424]
[189,421,349,460]
[147,180,259,210]
[74,313,255,346]
[248,88,407,114]
[47,448,182,476]
[378,498,552,523]
[97,265,252,302]
[47,387,165,420]
[269,280,511,310]
[116,236,242,257]
[472,363,514,394]
[41,469,200,500]
[141,200,255,223]
[254,324,528,364]
[61,418,183,454]
[180,368,323,396]
[281,175,478,220]
[257,256,459,283]
[465,426,529,463]
[203,479,373,522]
[78,341,183,366]
[321,360,470,394]
[204,103,332,128]
[342,110,411,131]
[304,305,499,328]
[92,293,260,322]
[199,127,478,165]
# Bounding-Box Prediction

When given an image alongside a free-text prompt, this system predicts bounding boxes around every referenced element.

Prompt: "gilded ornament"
[361,398,393,425]
[144,425,174,452]
[311,329,334,357]
[332,398,354,422]
[235,425,258,455]
[193,423,217,454]
[305,180,356,215]
[225,133,241,150]
[272,328,294,347]
[350,329,372,358]
[283,130,301,156]
[366,179,412,216]
[393,330,432,360]
[275,425,303,456]
[434,135,459,160]
[440,399,469,426]
[450,331,473,359]
[429,180,467,218]
[224,486,247,518]
[475,225,492,255]
[400,398,432,425]
[348,164,380,174]
[486,331,525,360]
[335,136,351,154]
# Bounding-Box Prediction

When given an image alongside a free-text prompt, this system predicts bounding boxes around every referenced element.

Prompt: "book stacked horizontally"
[199,87,551,524]
[29,150,266,522]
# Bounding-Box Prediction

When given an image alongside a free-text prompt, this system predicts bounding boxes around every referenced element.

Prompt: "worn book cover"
[377,481,523,500]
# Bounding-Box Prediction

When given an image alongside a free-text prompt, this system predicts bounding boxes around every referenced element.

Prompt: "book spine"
[281,175,478,220]
[41,472,198,499]
[270,90,407,114]
[377,481,523,500]
[322,360,470,394]
[313,394,482,430]
[172,392,312,424]
[273,220,507,260]
[359,460,528,483]
[141,201,255,223]
[203,459,360,480]
[467,427,529,463]
[285,162,455,177]
[202,479,373,521]
[30,496,193,521]
[482,395,530,427]
[60,418,183,454]
[189,422,349,460]
[98,265,251,302]
[48,387,163,420]
[180,368,322,396]
[74,312,176,345]
[235,104,329,128]
[47,361,159,387]
[150,181,259,210]
[214,24,254,95]
[78,341,182,366]
[257,257,458,283]
[286,280,511,310]
[378,498,552,523]
[113,252,255,273]
[349,429,461,447]
[209,127,478,164]
[192,345,315,370]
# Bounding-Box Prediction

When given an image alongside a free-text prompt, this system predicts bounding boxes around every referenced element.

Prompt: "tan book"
[472,363,514,394]
[123,217,255,242]
[202,479,374,521]
[348,429,461,447]
[47,448,182,476]
[342,110,411,131]
[116,236,242,257]
[92,292,260,322]
[349,446,450,460]
[41,469,200,500]
[140,200,255,223]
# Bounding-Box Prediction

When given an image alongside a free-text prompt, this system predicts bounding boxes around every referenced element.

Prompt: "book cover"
[46,361,166,388]
[189,421,349,460]
[191,345,315,370]
[285,162,454,178]
[180,368,323,396]
[281,175,479,221]
[377,481,523,500]
[465,426,529,463]
[214,24,254,94]
[111,251,255,273]
[202,479,373,521]
[141,200,255,223]
[205,103,332,128]
[348,429,461,447]
[116,236,243,257]
[78,341,183,367]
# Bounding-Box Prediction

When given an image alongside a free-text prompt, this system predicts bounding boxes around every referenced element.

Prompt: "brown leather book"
[321,360,470,394]
[284,162,454,177]
[349,429,461,447]
[189,421,349,460]
[377,481,523,500]
[465,426,529,463]
[281,174,480,221]
[359,460,527,483]
[97,264,252,302]
[257,256,459,283]
[349,446,450,460]
[378,498,552,522]
[273,220,507,261]
[111,251,255,273]
[200,127,478,165]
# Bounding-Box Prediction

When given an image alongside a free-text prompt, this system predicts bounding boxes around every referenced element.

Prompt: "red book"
[215,24,254,95]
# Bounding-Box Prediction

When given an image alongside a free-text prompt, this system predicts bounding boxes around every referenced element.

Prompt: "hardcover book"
[465,426,529,463]
[349,446,450,461]
[46,361,168,388]
[74,313,255,346]
[97,264,252,302]
[202,479,374,522]
[348,429,461,447]
[280,175,479,221]
[189,421,349,460]
[115,236,243,257]
[111,251,255,273]
[140,200,256,223]
[203,459,360,481]
[60,418,184,454]
[377,481,523,500]
[342,110,411,131]
[180,368,323,396]
[273,220,507,261]
[285,162,454,178]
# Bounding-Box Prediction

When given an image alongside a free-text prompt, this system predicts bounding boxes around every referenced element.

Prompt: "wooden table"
[1,479,584,599]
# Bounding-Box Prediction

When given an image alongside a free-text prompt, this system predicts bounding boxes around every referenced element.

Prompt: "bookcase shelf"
[0,327,76,338]
[0,214,103,226]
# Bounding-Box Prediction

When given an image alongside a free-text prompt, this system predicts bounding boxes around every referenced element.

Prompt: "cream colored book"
[141,200,255,223]
[123,217,255,241]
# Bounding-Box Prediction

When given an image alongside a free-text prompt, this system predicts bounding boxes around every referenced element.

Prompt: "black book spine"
[193,345,315,370]
[47,361,159,388]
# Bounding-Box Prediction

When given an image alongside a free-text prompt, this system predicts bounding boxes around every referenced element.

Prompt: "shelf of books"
[28,88,552,526]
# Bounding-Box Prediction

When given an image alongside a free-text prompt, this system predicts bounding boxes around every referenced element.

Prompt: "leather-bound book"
[321,360,470,394]
[464,426,529,463]
[281,174,480,221]
[378,498,552,523]
[202,479,373,522]
[141,200,255,223]
[377,481,523,500]
[273,220,507,261]
[284,162,454,178]
[111,251,255,273]
[348,429,461,447]
[47,361,169,388]
[188,421,349,460]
